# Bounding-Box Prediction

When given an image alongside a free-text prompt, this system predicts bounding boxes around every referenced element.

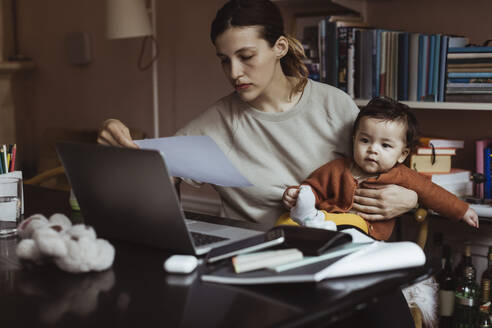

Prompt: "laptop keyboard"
[190,231,228,247]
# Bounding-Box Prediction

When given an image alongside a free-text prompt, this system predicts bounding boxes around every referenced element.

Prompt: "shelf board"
[354,99,492,111]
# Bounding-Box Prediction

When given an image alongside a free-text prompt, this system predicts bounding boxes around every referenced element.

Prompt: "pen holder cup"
[0,171,23,238]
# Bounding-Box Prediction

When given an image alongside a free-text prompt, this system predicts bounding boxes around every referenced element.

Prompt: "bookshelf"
[279,0,492,110]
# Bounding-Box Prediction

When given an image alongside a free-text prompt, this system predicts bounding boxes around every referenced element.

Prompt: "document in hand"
[201,238,426,285]
[134,136,252,187]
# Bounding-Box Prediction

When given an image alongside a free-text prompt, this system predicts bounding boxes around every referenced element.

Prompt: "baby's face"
[353,117,410,174]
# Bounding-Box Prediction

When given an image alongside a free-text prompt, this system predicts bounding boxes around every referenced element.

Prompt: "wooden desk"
[0,186,433,327]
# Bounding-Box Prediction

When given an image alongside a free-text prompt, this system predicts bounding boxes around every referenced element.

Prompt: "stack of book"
[410,137,472,198]
[445,45,492,103]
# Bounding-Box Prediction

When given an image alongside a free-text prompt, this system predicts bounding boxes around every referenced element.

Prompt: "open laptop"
[55,141,262,256]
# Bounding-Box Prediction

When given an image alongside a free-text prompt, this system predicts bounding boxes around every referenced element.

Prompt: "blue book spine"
[432,35,441,101]
[421,35,429,99]
[485,147,492,199]
[438,35,449,102]
[417,35,424,100]
[448,46,492,53]
[428,35,436,96]
[448,72,492,78]
[448,78,488,83]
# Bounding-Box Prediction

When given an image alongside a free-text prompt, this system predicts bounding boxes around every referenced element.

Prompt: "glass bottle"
[454,244,473,287]
[481,246,492,305]
[453,266,479,328]
[437,244,455,328]
[479,302,492,328]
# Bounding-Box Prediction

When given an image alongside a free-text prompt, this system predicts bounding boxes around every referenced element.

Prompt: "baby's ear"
[397,147,410,164]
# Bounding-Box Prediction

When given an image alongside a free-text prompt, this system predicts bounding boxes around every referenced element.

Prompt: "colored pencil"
[10,144,16,172]
[0,149,4,174]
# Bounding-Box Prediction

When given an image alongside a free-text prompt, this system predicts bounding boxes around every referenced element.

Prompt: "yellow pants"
[276,210,369,235]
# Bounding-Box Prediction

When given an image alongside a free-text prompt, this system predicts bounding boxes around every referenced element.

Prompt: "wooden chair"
[24,166,67,189]
[405,207,435,328]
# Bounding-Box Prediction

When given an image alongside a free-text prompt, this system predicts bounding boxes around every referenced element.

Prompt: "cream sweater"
[176,79,359,226]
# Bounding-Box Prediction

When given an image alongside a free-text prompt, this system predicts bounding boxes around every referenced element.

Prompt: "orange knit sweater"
[303,157,469,240]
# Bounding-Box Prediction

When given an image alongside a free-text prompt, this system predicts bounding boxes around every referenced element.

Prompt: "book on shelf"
[337,26,350,93]
[446,93,492,103]
[448,46,492,53]
[430,34,441,101]
[418,34,429,101]
[389,31,399,100]
[447,67,492,73]
[448,72,492,78]
[398,32,410,101]
[475,139,492,199]
[374,29,382,97]
[428,34,436,99]
[379,30,387,97]
[415,147,456,155]
[409,33,420,101]
[420,168,470,184]
[447,82,492,87]
[485,147,492,199]
[419,137,465,149]
[447,36,469,48]
[201,231,425,285]
[448,62,492,69]
[445,93,492,102]
[439,180,473,198]
[448,53,492,60]
[419,168,472,198]
[438,35,449,102]
[447,58,492,65]
[410,154,452,173]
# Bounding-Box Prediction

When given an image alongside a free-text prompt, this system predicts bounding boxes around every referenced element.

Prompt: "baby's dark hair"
[352,97,420,150]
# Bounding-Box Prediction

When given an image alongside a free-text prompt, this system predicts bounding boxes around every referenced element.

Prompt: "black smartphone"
[206,229,285,263]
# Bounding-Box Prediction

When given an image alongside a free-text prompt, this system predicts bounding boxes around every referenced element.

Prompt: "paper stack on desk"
[201,230,426,285]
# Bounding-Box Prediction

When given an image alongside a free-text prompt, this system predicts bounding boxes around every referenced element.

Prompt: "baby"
[280,97,478,240]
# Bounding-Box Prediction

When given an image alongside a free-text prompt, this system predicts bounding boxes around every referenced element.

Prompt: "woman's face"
[214,26,284,103]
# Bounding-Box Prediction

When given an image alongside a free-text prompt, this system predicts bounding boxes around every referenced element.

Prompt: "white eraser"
[164,255,198,274]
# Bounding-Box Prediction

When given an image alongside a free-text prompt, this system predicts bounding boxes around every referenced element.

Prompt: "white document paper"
[317,241,426,280]
[135,136,252,187]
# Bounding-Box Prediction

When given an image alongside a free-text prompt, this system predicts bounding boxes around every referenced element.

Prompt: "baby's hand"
[463,207,479,228]
[282,186,300,210]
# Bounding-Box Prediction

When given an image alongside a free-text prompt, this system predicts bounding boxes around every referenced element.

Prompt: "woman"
[98,0,418,227]
[99,2,419,326]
